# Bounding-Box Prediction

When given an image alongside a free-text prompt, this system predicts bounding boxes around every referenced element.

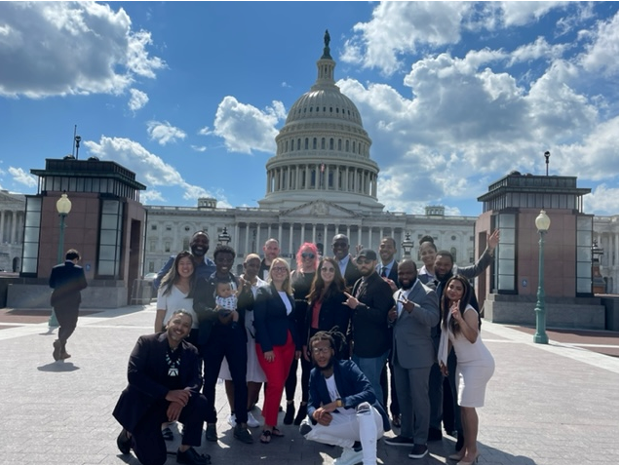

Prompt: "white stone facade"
[0,190,25,272]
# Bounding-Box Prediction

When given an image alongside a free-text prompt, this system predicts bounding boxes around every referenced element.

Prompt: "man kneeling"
[300,331,390,465]
[113,310,210,465]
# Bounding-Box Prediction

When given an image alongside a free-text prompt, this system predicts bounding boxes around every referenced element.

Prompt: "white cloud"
[146,121,187,146]
[212,97,285,154]
[83,136,226,204]
[0,2,165,98]
[128,88,149,112]
[580,10,619,76]
[584,184,619,215]
[191,145,207,152]
[8,167,37,187]
[198,126,211,136]
[499,1,568,27]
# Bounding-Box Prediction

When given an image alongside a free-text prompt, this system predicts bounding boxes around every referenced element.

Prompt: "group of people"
[111,229,499,465]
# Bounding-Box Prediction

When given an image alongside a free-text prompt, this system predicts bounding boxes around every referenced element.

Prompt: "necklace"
[166,347,181,377]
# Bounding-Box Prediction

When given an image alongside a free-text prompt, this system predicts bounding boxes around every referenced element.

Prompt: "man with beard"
[300,331,390,465]
[259,238,281,281]
[343,249,394,407]
[332,234,362,290]
[153,230,216,290]
[193,245,255,445]
[429,240,496,450]
[113,310,210,465]
[384,260,439,460]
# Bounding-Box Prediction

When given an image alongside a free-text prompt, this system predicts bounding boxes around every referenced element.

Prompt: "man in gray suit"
[384,259,439,460]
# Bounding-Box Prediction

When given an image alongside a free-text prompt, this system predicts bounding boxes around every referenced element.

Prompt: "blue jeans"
[353,350,390,406]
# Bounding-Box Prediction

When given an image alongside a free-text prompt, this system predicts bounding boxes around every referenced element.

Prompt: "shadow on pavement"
[37,361,80,372]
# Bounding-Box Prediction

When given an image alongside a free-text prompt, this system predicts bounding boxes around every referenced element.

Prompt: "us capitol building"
[139,34,619,292]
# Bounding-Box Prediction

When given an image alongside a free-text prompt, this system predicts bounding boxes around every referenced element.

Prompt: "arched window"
[285,140,288,152]
[305,138,309,150]
[338,139,342,150]
[329,138,334,150]
[450,247,457,262]
[321,138,325,149]
[297,139,301,150]
[346,140,350,152]
[313,138,317,149]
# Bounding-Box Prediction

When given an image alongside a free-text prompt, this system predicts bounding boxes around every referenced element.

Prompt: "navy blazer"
[49,260,87,307]
[342,256,363,291]
[112,332,202,432]
[307,359,390,432]
[304,290,352,353]
[254,283,301,353]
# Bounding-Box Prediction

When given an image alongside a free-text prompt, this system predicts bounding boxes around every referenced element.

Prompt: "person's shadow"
[37,361,80,372]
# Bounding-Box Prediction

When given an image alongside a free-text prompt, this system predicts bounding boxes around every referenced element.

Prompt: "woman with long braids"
[438,275,494,465]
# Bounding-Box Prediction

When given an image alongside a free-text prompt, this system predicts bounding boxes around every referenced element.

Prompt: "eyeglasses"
[271,266,288,273]
[301,252,315,259]
[321,267,335,273]
[312,347,332,355]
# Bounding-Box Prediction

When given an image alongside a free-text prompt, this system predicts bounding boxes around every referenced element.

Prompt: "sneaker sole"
[408,450,428,459]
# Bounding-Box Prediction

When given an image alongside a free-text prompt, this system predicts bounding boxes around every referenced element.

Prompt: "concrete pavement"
[0,302,618,465]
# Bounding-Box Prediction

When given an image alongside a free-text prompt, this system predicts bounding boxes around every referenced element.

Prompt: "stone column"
[289,224,294,258]
[0,211,4,243]
[278,224,283,246]
[312,224,317,243]
[244,224,250,256]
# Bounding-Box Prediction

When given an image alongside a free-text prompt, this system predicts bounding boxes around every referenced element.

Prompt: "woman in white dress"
[438,275,494,465]
[155,251,198,344]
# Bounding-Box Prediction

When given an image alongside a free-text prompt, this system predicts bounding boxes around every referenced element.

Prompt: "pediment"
[280,200,359,219]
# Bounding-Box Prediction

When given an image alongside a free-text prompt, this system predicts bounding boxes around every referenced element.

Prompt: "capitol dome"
[259,31,383,213]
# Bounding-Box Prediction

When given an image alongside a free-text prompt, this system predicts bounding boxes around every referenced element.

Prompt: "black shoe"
[391,414,401,428]
[116,428,131,455]
[283,401,295,425]
[205,423,217,442]
[352,441,363,452]
[384,435,414,447]
[455,431,464,452]
[428,427,442,441]
[162,426,174,441]
[234,424,254,444]
[177,447,210,465]
[53,340,62,361]
[408,444,428,459]
[293,403,307,425]
[299,421,312,436]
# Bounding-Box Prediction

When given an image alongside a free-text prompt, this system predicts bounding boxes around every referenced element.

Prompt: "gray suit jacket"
[392,280,439,370]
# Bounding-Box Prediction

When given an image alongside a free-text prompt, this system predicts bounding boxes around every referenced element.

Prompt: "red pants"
[256,331,296,427]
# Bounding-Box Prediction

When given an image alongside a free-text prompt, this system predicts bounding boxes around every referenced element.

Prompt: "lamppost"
[533,209,550,344]
[218,227,231,246]
[544,151,550,176]
[401,232,414,258]
[49,193,72,327]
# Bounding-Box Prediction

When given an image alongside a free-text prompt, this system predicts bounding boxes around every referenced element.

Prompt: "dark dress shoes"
[177,447,211,465]
[116,428,131,455]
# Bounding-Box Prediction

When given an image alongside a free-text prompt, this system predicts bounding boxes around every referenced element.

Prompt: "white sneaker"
[247,411,261,428]
[227,414,236,427]
[334,448,364,465]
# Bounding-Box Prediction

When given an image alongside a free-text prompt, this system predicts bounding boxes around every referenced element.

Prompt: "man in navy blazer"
[113,311,210,465]
[332,234,362,291]
[49,248,87,361]
[300,331,390,465]
[385,259,439,459]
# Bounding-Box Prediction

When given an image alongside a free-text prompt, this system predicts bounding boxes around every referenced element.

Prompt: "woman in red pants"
[254,258,301,443]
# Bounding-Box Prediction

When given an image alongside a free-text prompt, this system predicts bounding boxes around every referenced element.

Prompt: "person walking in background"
[113,310,210,465]
[284,242,319,425]
[49,248,88,361]
[254,258,301,444]
[439,276,495,465]
[304,257,352,361]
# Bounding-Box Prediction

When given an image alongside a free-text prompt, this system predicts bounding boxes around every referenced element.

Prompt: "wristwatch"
[336,398,343,408]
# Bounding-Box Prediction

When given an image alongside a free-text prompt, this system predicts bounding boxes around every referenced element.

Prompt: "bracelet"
[336,398,342,408]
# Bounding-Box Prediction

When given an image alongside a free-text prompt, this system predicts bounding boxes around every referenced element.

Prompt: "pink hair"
[296,242,319,272]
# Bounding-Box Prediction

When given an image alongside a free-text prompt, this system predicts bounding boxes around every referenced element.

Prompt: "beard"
[316,358,334,372]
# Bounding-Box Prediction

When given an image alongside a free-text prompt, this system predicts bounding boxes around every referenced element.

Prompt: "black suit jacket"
[377,260,399,288]
[342,256,362,291]
[113,332,202,432]
[350,272,395,358]
[49,260,87,308]
[304,290,352,357]
[254,283,301,352]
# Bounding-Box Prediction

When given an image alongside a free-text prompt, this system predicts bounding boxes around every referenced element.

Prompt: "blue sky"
[2,1,619,216]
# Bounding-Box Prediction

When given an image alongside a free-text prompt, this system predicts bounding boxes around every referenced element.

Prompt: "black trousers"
[132,395,208,465]
[200,324,248,424]
[54,304,79,344]
[285,355,312,403]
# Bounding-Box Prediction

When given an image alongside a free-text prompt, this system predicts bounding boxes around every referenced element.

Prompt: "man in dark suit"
[49,248,88,361]
[343,249,394,407]
[377,236,401,427]
[332,234,362,290]
[113,310,210,465]
[384,259,439,459]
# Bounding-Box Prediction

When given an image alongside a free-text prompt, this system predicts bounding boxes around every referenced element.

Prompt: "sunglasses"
[301,252,315,259]
[321,267,335,273]
[356,258,374,265]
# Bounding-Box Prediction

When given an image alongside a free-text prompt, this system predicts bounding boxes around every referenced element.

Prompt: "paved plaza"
[1,303,618,465]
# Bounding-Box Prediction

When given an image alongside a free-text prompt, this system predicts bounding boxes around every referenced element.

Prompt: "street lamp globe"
[535,209,551,232]
[56,193,72,215]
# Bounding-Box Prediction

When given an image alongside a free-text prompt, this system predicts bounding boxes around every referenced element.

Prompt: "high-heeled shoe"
[456,452,480,465]
[283,401,295,425]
